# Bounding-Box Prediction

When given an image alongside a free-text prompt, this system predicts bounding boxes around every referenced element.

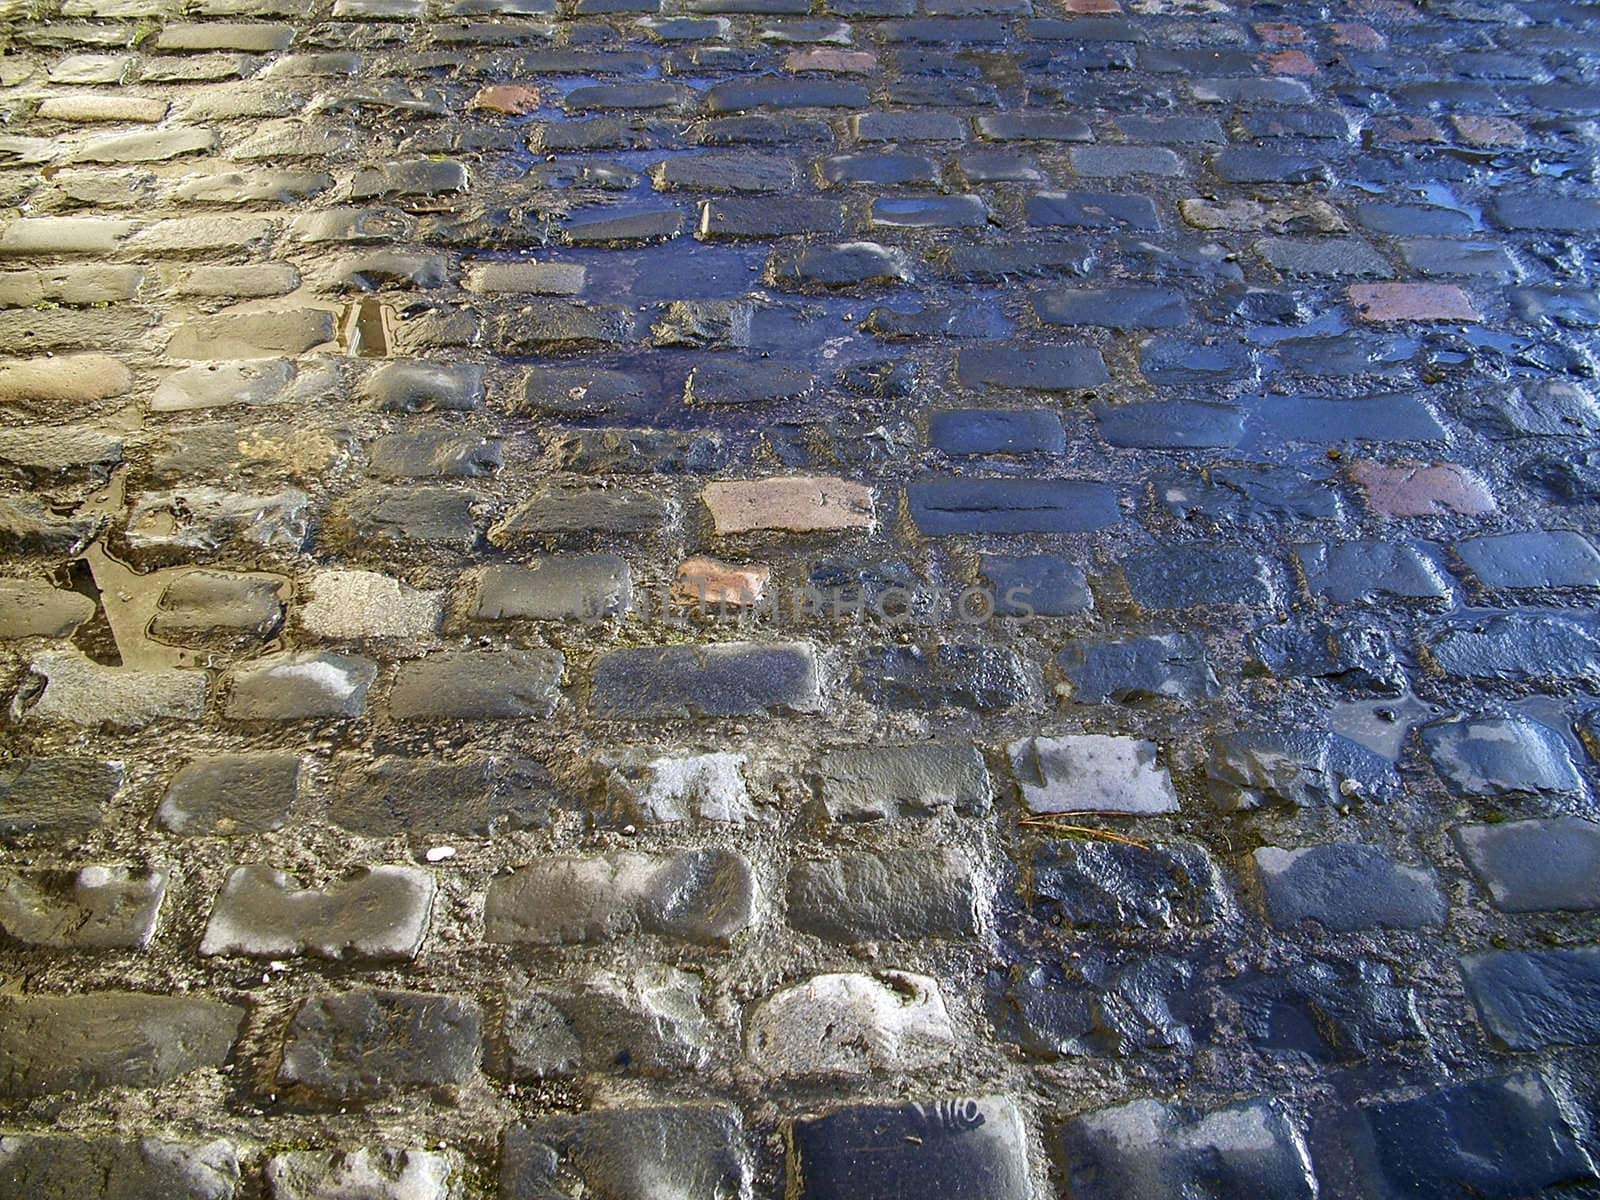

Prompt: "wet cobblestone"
[2,0,1600,1192]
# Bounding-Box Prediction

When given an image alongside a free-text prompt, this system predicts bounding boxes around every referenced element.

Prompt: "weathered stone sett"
[1,0,1599,1183]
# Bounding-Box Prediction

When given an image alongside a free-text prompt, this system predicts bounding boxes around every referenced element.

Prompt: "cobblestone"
[2,0,1598,1187]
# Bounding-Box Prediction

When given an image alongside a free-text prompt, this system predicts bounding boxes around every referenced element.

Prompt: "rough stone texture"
[1324,1074,1599,1199]
[502,1107,750,1200]
[1461,947,1600,1050]
[598,750,752,824]
[0,1135,240,1200]
[0,866,166,949]
[389,649,563,720]
[813,743,990,821]
[485,848,757,946]
[1032,840,1228,930]
[0,993,243,1098]
[23,650,207,727]
[747,971,955,1076]
[265,1148,453,1200]
[0,757,123,841]
[787,847,976,941]
[298,569,443,638]
[1,0,1599,1184]
[1206,729,1401,810]
[333,756,551,837]
[199,865,434,960]
[279,990,481,1102]
[495,966,715,1078]
[592,642,819,717]
[701,476,873,534]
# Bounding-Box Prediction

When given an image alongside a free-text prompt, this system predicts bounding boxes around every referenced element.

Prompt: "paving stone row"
[3,0,1600,1191]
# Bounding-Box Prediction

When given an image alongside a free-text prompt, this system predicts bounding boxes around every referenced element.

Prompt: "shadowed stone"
[1253,844,1445,931]
[0,993,244,1098]
[278,990,480,1101]
[788,1096,1030,1200]
[0,1135,240,1199]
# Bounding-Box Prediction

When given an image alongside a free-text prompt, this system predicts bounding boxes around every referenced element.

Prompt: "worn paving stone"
[502,1107,751,1200]
[225,651,377,719]
[0,1135,240,1199]
[0,866,165,949]
[1059,1097,1316,1200]
[788,847,976,941]
[1426,610,1600,682]
[0,992,244,1098]
[856,643,1041,711]
[1421,715,1585,798]
[1349,460,1496,517]
[988,952,1201,1059]
[1454,817,1600,912]
[813,742,990,821]
[486,848,757,945]
[473,556,631,620]
[0,757,122,841]
[1206,729,1401,810]
[788,1096,1030,1200]
[1122,546,1280,609]
[592,641,819,717]
[0,0,1596,1175]
[702,475,872,533]
[1223,958,1425,1062]
[1253,844,1446,931]
[299,569,443,639]
[1330,1074,1599,1199]
[334,755,551,837]
[0,577,95,638]
[390,649,564,719]
[23,650,207,727]
[158,753,301,835]
[1009,734,1179,815]
[1035,285,1189,329]
[148,569,286,652]
[979,553,1092,616]
[1032,839,1228,930]
[598,749,752,825]
[279,990,480,1102]
[1455,530,1600,590]
[265,1149,453,1200]
[749,971,954,1076]
[496,965,715,1078]
[1462,947,1600,1050]
[1058,634,1217,703]
[908,477,1120,535]
[1297,540,1453,603]
[200,865,434,960]
[1248,620,1404,693]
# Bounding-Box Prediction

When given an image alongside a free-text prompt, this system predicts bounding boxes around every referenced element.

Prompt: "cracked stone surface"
[2,0,1599,1193]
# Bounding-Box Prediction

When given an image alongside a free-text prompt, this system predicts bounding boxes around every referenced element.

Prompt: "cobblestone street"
[3,0,1600,1191]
